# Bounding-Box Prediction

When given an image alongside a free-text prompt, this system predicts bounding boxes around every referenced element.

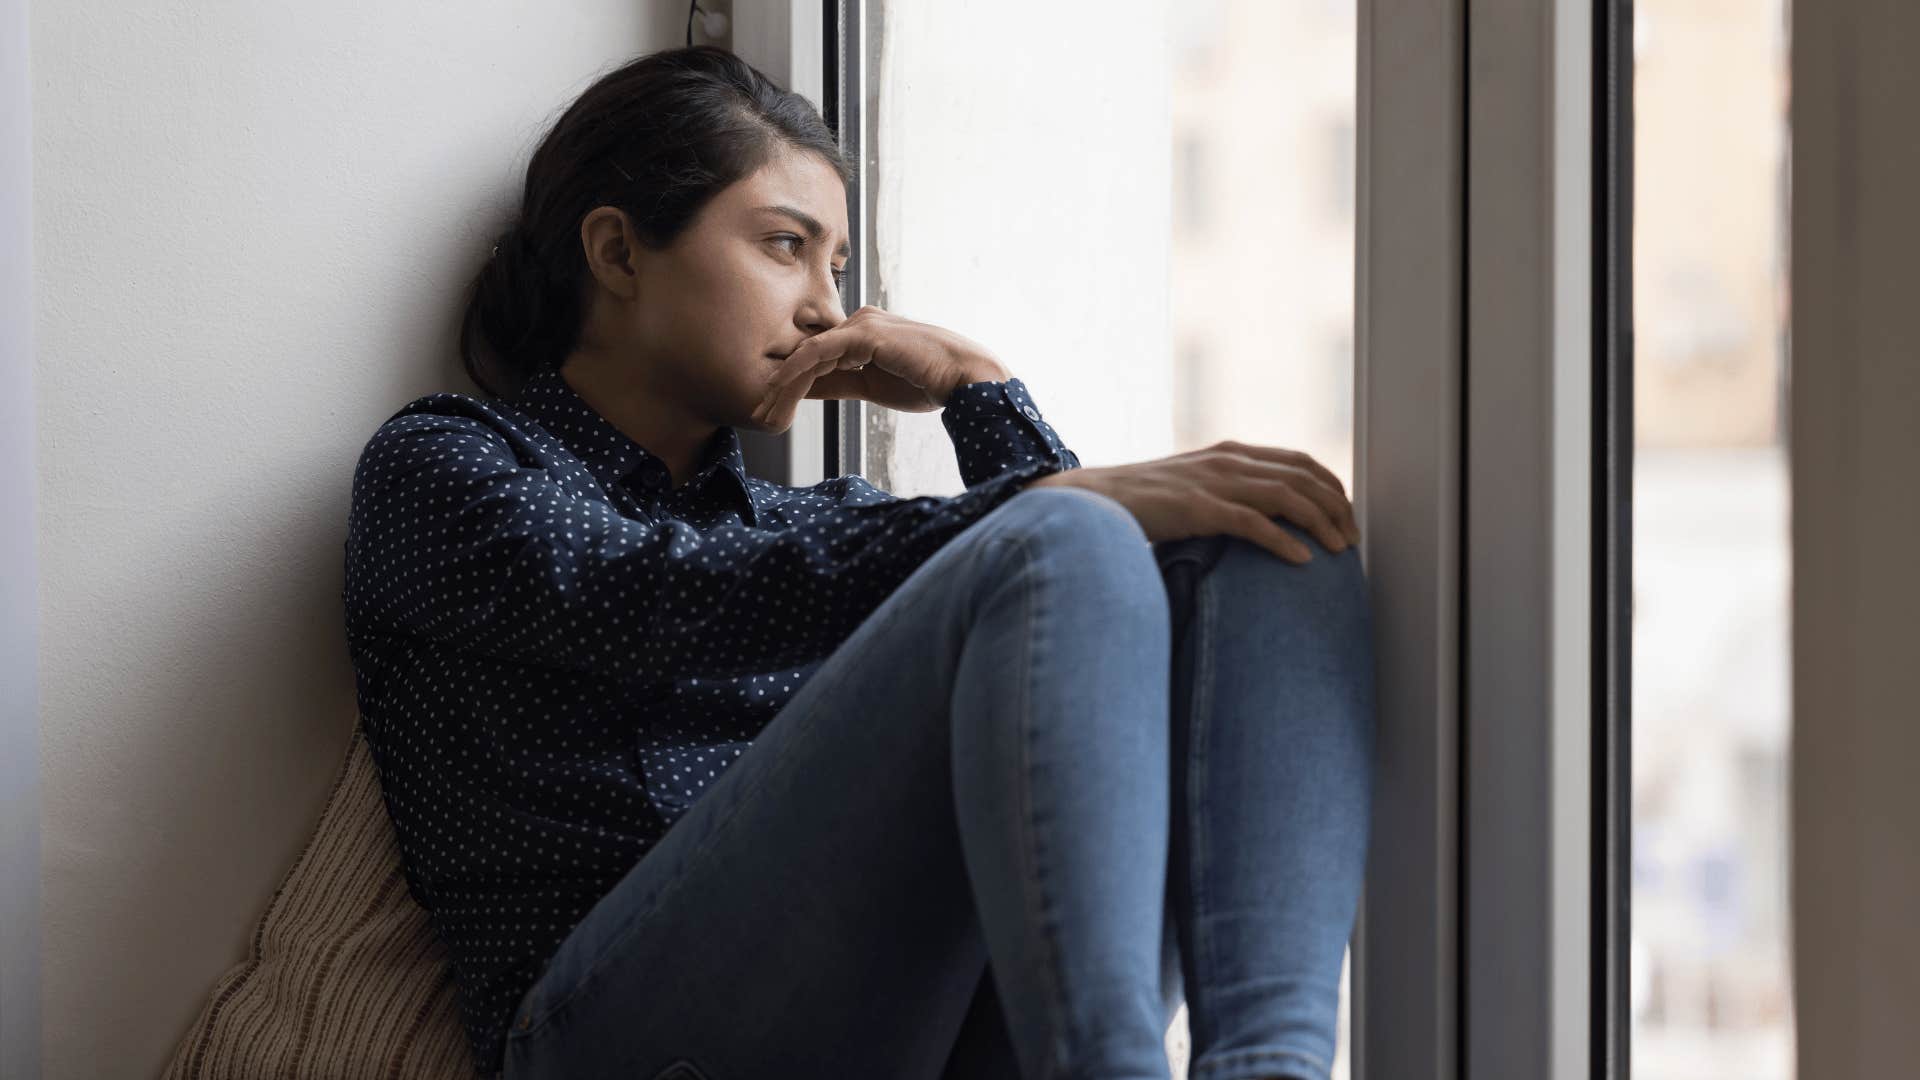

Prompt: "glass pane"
[1631,0,1796,1076]
[859,2,1356,1076]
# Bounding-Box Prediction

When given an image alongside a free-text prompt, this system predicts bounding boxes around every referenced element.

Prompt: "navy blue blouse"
[340,363,1080,1076]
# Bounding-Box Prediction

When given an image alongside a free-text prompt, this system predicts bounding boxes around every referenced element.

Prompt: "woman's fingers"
[1213,451,1353,551]
[769,330,846,393]
[1278,470,1356,549]
[1201,494,1315,564]
[758,324,890,424]
[757,353,841,426]
[1271,445,1347,499]
[1231,444,1359,543]
[1287,462,1357,541]
[1257,481,1348,555]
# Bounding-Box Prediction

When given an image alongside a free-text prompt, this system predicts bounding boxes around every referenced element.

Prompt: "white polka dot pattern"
[339,364,1080,1076]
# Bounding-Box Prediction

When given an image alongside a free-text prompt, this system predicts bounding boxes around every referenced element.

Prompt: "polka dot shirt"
[340,364,1080,1076]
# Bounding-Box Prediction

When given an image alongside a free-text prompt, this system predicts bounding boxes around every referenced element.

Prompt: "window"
[853,1,1357,1074]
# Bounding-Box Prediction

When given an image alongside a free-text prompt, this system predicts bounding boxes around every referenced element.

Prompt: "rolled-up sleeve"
[940,376,1082,487]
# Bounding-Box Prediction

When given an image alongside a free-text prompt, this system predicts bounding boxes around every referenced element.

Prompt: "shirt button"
[1022,405,1041,421]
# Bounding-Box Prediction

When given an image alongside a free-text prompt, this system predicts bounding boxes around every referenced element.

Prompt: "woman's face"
[578,145,851,433]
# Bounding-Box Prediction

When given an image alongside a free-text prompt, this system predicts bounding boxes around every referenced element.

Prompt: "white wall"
[864,0,1174,494]
[29,3,694,1074]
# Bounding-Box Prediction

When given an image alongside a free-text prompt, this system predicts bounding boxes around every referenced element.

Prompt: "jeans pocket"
[649,1061,713,1080]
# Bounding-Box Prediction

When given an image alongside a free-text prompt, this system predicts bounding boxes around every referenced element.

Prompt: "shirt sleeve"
[940,376,1083,487]
[343,410,1076,687]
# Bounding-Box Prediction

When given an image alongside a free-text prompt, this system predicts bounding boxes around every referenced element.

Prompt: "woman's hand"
[1028,440,1362,565]
[753,306,1007,428]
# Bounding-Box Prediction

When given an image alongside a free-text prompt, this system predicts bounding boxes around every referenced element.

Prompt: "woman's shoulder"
[360,386,547,457]
[373,385,532,437]
[349,386,561,496]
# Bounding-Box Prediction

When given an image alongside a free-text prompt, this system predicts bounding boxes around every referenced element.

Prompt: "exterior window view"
[861,1,1356,1076]
[1631,0,1796,1076]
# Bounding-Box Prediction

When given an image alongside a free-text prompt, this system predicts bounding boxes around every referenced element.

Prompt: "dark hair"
[459,45,853,400]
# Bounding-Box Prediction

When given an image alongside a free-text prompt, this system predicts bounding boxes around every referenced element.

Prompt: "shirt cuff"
[940,376,1081,487]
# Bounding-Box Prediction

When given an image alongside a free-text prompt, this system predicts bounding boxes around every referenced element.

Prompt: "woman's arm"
[342,409,1074,687]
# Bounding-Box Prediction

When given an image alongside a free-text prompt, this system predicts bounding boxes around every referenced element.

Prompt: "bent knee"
[1233,517,1373,612]
[973,486,1166,612]
[995,483,1151,551]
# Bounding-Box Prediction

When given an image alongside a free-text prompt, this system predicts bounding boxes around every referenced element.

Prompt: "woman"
[342,44,1374,1080]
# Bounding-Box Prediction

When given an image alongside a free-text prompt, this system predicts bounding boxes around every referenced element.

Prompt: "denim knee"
[1214,520,1378,736]
[973,484,1165,605]
[1251,518,1374,617]
[993,483,1153,551]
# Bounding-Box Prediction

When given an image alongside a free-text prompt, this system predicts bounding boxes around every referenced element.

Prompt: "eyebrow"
[754,204,852,259]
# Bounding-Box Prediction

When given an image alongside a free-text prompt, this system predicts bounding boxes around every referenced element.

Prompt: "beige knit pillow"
[161,721,479,1079]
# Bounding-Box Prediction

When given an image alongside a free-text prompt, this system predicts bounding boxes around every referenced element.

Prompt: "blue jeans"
[500,485,1377,1080]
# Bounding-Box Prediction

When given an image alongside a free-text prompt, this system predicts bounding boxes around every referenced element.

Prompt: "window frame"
[1359,1,1627,1077]
[730,0,849,487]
[1459,0,1597,1074]
[1350,0,1466,1072]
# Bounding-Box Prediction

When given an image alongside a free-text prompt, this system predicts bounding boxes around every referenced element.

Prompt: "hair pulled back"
[459,45,852,400]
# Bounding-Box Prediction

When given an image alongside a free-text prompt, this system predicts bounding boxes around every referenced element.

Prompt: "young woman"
[342,44,1374,1080]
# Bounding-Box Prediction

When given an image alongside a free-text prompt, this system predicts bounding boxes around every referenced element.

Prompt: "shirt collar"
[510,365,757,525]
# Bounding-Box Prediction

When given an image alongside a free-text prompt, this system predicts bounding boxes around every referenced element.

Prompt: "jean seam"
[1190,566,1218,1029]
[994,533,1075,1080]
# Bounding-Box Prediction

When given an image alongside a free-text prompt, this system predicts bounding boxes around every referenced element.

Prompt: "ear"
[579,206,641,300]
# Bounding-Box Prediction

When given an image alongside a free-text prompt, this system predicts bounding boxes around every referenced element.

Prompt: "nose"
[801,274,847,334]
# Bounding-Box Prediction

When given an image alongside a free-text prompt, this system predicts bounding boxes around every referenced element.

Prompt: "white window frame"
[1357,1,1602,1077]
[1349,0,1465,1073]
[1461,0,1597,1076]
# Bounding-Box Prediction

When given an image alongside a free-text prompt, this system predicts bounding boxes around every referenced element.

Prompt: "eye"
[773,234,849,289]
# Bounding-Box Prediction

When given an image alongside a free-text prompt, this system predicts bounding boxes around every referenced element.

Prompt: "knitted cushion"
[161,721,478,1079]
